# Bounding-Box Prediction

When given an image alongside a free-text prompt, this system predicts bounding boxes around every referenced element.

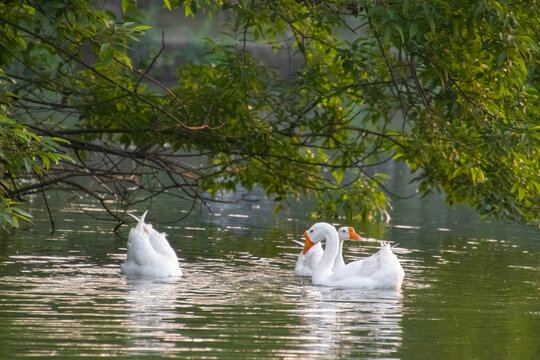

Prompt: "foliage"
[0,0,539,229]
[0,114,70,228]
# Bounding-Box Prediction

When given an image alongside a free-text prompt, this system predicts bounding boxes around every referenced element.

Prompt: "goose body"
[303,222,404,291]
[331,241,404,290]
[121,211,182,278]
[293,239,324,276]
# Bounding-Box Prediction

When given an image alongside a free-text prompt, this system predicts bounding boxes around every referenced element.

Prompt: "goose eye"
[310,229,313,233]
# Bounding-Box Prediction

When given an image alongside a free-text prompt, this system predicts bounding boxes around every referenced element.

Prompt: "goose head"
[337,226,363,242]
[302,222,337,255]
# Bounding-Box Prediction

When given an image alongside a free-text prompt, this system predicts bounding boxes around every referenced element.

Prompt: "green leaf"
[40,154,50,170]
[50,137,71,144]
[383,27,392,44]
[518,187,526,201]
[511,182,519,193]
[492,1,503,14]
[27,132,41,142]
[99,43,113,65]
[428,17,436,34]
[122,0,129,13]
[409,22,418,39]
[133,25,152,32]
[185,2,194,17]
[5,92,21,99]
[332,169,344,185]
[163,0,171,11]
[470,167,485,184]
[393,24,404,44]
[451,166,464,179]
[23,158,32,173]
[530,181,540,194]
[12,207,33,221]
[58,154,75,163]
[402,0,410,15]
[122,54,133,70]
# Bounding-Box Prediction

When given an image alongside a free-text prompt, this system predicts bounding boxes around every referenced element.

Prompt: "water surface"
[0,192,538,359]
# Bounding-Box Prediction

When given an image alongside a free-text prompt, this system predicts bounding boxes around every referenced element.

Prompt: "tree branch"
[0,15,209,131]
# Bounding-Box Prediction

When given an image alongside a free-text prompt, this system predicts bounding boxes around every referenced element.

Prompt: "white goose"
[293,226,362,276]
[302,222,404,290]
[121,211,183,277]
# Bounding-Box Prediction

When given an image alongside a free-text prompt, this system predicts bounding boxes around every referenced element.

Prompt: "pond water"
[0,182,539,358]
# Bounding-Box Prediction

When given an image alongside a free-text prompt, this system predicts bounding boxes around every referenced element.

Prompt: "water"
[0,190,539,359]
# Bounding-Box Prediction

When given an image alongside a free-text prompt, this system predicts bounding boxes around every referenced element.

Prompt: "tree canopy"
[0,0,539,230]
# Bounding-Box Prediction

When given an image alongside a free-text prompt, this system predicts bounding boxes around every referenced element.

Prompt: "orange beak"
[348,227,362,241]
[302,231,316,255]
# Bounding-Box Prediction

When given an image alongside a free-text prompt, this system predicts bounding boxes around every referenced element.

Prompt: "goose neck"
[313,226,339,276]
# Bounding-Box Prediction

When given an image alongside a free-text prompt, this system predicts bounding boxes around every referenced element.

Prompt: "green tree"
[0,0,538,230]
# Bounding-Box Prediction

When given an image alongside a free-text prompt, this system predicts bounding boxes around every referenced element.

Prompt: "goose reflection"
[297,286,403,358]
[123,278,185,354]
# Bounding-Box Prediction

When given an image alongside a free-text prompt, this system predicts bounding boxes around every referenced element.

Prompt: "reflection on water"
[297,286,402,358]
[0,191,539,358]
[124,278,185,356]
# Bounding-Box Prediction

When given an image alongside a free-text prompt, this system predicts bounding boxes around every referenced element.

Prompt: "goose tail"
[127,213,140,222]
[140,210,148,223]
[128,210,149,229]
